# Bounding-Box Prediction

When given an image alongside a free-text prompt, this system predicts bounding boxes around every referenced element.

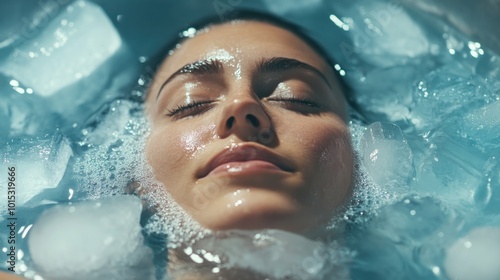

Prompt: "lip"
[198,144,294,178]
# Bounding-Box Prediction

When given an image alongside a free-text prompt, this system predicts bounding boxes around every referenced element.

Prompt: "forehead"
[151,20,334,87]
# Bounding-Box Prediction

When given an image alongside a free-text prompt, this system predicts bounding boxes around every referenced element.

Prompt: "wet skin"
[145,20,353,233]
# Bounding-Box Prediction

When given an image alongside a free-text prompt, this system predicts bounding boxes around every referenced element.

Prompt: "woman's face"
[145,20,353,233]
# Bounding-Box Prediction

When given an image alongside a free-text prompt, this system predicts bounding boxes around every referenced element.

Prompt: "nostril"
[246,114,260,127]
[226,116,235,129]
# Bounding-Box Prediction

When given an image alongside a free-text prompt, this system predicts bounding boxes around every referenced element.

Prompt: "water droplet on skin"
[234,199,243,207]
[228,165,242,173]
[203,49,234,62]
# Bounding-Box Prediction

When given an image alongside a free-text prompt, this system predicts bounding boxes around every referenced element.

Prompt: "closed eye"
[166,100,215,118]
[266,97,321,108]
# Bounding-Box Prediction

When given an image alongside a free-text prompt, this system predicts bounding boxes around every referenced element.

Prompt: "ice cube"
[0,0,68,51]
[410,65,492,131]
[6,98,57,138]
[0,0,138,131]
[350,195,456,279]
[375,195,449,241]
[0,135,72,211]
[474,161,500,214]
[400,0,500,56]
[360,122,414,188]
[476,54,500,93]
[462,100,500,148]
[350,65,418,124]
[330,0,430,68]
[0,1,122,97]
[444,227,500,280]
[171,230,351,279]
[28,196,154,280]
[413,129,486,198]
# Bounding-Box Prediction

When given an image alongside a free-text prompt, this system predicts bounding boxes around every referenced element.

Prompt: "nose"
[217,94,274,144]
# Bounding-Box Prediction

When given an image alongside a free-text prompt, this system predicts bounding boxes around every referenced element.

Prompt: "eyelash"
[267,97,320,108]
[165,97,320,118]
[165,100,215,117]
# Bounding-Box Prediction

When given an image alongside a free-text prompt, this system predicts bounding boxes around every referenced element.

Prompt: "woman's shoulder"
[0,271,26,280]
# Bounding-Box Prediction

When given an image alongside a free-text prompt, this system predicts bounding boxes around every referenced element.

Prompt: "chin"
[194,188,320,233]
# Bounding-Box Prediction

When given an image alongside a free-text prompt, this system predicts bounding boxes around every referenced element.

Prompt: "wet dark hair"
[138,9,350,103]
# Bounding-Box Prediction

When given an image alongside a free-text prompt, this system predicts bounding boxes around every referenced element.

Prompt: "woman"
[144,10,354,235]
[142,10,355,279]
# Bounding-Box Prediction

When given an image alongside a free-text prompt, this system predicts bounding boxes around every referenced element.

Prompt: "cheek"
[280,117,353,203]
[283,118,351,166]
[146,128,181,181]
[314,126,353,208]
[146,122,217,182]
[317,127,353,174]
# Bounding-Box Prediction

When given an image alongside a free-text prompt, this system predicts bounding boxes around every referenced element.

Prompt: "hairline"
[142,10,350,110]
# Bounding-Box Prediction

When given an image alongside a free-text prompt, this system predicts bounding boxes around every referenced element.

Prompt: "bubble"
[73,98,210,249]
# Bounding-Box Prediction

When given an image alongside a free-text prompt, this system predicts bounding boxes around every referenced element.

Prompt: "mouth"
[197,144,294,179]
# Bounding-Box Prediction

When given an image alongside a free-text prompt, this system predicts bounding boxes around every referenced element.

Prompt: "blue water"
[1,0,500,279]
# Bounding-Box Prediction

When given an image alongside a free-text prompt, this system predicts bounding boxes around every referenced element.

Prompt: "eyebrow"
[156,56,331,100]
[156,59,224,100]
[257,57,332,89]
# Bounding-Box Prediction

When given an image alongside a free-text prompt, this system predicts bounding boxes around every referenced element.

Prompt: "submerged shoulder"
[0,271,26,280]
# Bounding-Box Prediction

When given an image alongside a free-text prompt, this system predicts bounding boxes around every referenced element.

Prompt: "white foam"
[74,100,149,199]
[28,196,155,280]
[139,162,210,249]
[73,99,210,249]
[341,120,402,226]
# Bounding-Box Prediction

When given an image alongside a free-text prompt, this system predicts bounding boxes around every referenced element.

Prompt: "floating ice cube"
[360,122,414,188]
[474,161,500,214]
[462,100,500,148]
[413,129,486,198]
[0,0,138,131]
[375,195,449,241]
[400,0,500,56]
[350,65,418,124]
[331,0,430,67]
[6,97,47,137]
[1,76,61,138]
[28,196,154,280]
[0,1,121,97]
[0,135,72,210]
[0,0,68,51]
[171,230,351,279]
[410,65,492,131]
[350,195,456,279]
[476,54,500,93]
[444,227,500,280]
